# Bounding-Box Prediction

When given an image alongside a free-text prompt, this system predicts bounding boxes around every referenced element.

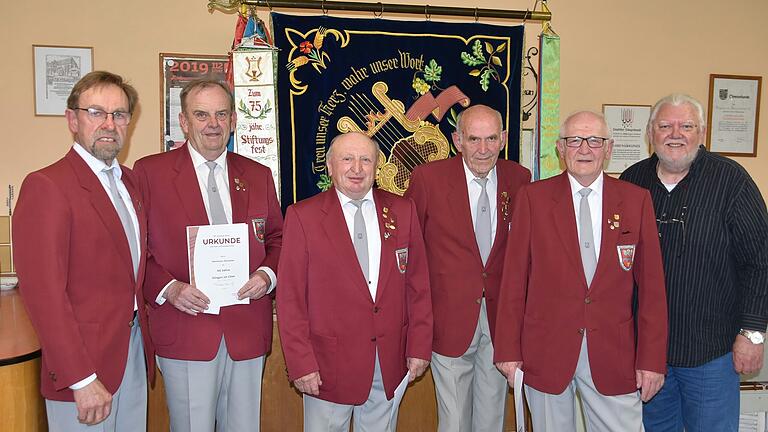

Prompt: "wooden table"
[0,288,47,431]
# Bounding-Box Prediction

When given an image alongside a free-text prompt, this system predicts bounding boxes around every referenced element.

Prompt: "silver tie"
[350,199,369,280]
[475,177,492,265]
[578,188,597,287]
[105,168,139,279]
[205,161,228,225]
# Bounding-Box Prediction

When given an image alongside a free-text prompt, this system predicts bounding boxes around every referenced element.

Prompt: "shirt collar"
[188,142,228,170]
[336,187,375,207]
[72,142,121,177]
[567,171,604,198]
[462,159,498,188]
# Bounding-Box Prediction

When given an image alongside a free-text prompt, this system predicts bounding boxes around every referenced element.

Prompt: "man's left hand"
[238,270,270,300]
[635,369,665,402]
[407,358,429,382]
[733,335,765,374]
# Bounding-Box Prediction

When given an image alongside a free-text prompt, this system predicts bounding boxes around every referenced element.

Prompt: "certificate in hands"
[187,223,249,315]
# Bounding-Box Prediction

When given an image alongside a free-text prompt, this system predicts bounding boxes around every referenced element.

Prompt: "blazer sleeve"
[403,167,428,233]
[276,206,318,381]
[634,190,668,374]
[13,173,97,389]
[260,170,283,276]
[133,160,176,305]
[493,186,532,363]
[404,199,433,361]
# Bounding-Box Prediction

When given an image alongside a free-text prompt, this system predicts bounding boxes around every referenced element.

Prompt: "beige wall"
[2,0,767,206]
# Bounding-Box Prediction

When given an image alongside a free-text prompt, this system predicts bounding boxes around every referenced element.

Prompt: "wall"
[2,0,766,203]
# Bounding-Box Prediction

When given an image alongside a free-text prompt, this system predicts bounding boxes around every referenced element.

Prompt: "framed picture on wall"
[706,74,762,157]
[159,53,229,151]
[33,45,93,116]
[602,104,651,173]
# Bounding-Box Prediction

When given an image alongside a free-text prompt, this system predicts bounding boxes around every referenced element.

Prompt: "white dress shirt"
[567,173,604,262]
[155,145,276,305]
[337,188,382,301]
[71,143,142,390]
[462,161,499,246]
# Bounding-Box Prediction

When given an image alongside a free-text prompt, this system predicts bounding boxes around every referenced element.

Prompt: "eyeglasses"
[560,136,609,148]
[653,122,698,133]
[192,111,231,122]
[656,186,688,256]
[74,107,131,126]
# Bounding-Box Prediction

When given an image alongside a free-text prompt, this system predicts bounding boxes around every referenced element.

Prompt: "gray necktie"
[205,161,228,225]
[105,168,139,279]
[475,177,492,265]
[578,188,597,287]
[350,199,369,280]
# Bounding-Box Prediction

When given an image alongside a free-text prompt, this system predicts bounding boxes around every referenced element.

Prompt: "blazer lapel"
[123,171,147,284]
[487,163,513,266]
[551,173,587,287]
[173,144,210,226]
[320,189,373,303]
[446,156,483,267]
[593,176,623,290]
[227,153,249,224]
[66,149,134,281]
[374,189,394,303]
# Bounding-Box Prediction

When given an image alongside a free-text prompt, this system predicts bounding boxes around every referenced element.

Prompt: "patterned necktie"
[105,168,139,279]
[475,177,492,265]
[350,199,369,280]
[578,188,597,286]
[205,161,228,225]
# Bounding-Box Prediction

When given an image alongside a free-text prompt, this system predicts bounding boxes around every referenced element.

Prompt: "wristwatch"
[739,329,765,344]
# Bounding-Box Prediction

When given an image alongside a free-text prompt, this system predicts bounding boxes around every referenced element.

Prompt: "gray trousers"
[46,315,147,432]
[157,337,265,432]
[303,353,399,432]
[525,335,643,432]
[431,299,508,432]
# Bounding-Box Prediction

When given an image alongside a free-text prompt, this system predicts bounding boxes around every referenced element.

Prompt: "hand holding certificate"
[187,223,249,314]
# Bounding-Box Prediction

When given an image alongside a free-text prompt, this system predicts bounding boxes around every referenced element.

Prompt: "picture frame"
[602,104,651,173]
[159,53,229,151]
[33,45,93,116]
[706,74,762,157]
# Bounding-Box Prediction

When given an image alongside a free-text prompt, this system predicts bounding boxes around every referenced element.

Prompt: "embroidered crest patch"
[395,248,408,274]
[616,245,636,271]
[251,218,266,243]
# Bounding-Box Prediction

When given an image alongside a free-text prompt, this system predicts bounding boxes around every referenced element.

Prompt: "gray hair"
[455,105,504,137]
[647,94,705,136]
[326,132,381,163]
[559,111,613,139]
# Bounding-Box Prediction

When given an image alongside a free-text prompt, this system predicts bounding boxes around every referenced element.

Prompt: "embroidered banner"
[272,13,524,205]
[537,32,561,180]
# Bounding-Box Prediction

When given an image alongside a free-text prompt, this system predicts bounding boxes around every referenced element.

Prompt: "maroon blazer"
[276,188,433,404]
[133,144,282,361]
[13,148,154,401]
[493,173,668,396]
[405,156,530,356]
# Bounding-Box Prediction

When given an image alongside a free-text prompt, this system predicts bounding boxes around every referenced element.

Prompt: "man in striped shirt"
[621,94,768,432]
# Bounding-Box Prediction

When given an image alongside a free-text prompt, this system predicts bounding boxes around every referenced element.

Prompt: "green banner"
[537,33,560,180]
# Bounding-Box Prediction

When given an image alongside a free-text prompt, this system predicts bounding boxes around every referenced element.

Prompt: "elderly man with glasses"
[494,111,668,432]
[620,94,768,432]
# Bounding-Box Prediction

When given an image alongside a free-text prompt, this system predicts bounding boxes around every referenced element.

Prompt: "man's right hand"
[164,281,210,315]
[495,361,523,388]
[73,379,112,425]
[293,372,322,396]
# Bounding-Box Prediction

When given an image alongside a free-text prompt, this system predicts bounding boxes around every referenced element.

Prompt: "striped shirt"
[620,146,768,367]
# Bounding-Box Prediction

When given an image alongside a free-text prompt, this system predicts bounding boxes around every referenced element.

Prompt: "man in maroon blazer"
[277,132,432,431]
[133,79,282,431]
[14,71,154,431]
[494,111,668,431]
[405,104,530,431]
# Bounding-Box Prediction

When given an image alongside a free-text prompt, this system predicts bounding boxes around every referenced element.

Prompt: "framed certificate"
[602,104,651,173]
[33,45,93,116]
[706,74,762,157]
[159,53,229,151]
